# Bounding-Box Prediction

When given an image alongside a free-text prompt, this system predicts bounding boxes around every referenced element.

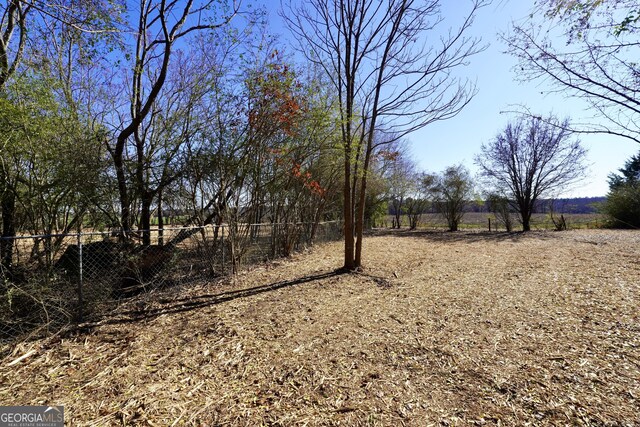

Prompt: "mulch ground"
[1,229,639,426]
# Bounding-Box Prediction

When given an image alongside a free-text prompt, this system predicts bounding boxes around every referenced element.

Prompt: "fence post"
[488,218,491,232]
[77,233,84,323]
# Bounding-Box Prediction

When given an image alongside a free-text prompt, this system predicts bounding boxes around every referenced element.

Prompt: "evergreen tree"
[603,150,640,228]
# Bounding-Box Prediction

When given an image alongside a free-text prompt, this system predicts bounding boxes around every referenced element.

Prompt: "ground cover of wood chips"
[1,229,639,426]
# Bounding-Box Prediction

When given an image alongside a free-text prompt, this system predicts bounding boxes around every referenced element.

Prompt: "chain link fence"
[0,221,342,348]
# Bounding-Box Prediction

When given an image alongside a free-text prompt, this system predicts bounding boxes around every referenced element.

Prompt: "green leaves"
[542,0,638,39]
[603,182,640,228]
[614,11,640,36]
[604,150,640,228]
[0,74,107,235]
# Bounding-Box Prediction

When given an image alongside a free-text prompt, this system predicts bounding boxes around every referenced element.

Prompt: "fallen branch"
[7,349,36,367]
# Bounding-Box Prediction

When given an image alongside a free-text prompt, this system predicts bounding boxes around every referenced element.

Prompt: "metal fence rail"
[0,221,342,347]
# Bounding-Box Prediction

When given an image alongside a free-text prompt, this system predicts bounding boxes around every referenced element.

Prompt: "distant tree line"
[381,116,593,232]
[389,197,605,216]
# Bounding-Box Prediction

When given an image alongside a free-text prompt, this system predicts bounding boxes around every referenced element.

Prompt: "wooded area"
[0,0,492,274]
[0,1,345,273]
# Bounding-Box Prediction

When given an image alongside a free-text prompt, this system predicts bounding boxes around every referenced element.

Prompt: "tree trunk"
[521,207,532,231]
[354,174,367,268]
[140,193,153,246]
[394,207,401,229]
[112,135,131,235]
[343,153,355,270]
[1,191,16,271]
[157,190,164,246]
[355,138,375,268]
[309,200,326,243]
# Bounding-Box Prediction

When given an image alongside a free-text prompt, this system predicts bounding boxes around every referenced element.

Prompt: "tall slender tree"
[284,0,487,269]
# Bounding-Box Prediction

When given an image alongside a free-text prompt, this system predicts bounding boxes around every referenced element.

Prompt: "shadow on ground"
[75,269,346,332]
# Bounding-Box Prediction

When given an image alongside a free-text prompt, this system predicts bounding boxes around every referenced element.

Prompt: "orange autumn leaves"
[248,52,303,139]
[269,148,327,198]
[250,52,327,199]
[291,162,326,198]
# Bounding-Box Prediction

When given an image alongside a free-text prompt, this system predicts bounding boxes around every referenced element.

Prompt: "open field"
[388,213,607,231]
[1,229,639,425]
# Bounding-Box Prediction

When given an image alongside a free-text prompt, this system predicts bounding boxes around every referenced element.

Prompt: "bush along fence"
[0,221,343,346]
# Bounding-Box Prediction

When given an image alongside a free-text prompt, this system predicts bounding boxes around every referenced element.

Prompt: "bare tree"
[486,193,513,232]
[283,0,487,269]
[504,0,640,144]
[431,165,473,232]
[386,145,416,229]
[108,0,238,240]
[406,172,434,230]
[475,116,588,231]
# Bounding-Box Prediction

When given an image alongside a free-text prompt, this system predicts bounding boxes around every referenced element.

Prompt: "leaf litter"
[1,229,639,426]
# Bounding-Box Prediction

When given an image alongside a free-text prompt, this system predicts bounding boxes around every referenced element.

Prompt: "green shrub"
[602,183,640,228]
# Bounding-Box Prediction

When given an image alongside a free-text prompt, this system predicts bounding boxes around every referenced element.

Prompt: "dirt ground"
[1,229,639,426]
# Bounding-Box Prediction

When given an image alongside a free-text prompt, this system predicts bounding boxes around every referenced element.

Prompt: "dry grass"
[389,212,606,231]
[1,229,639,426]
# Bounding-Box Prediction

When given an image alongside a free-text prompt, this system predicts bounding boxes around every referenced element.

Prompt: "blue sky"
[262,0,639,197]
